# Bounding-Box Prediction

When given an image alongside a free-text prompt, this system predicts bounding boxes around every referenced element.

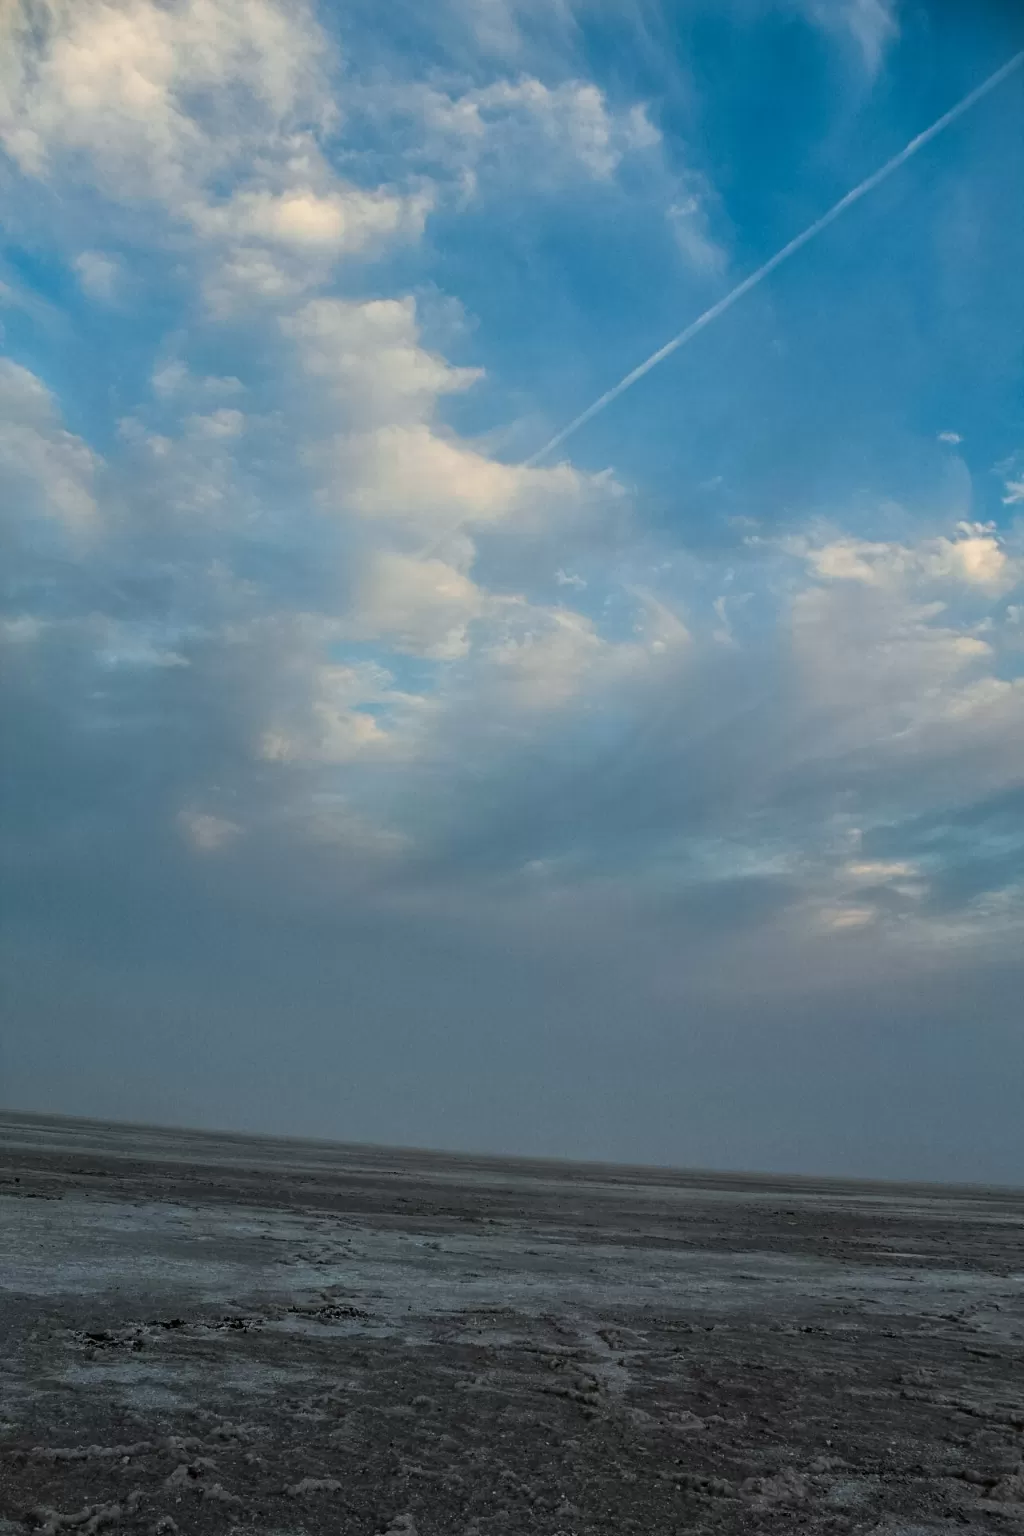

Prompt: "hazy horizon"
[7,1107,1024,1196]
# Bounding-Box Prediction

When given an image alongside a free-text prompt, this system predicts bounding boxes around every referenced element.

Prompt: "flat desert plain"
[1,1113,1023,1535]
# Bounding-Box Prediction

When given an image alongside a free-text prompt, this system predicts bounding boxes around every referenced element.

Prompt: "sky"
[1,0,1023,1183]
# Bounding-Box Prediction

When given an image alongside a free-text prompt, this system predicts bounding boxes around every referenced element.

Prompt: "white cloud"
[1,614,49,645]
[395,75,660,193]
[1,0,427,307]
[193,186,431,255]
[793,581,989,722]
[843,860,916,883]
[230,616,434,769]
[995,451,1024,506]
[804,537,895,584]
[485,603,609,709]
[295,798,410,856]
[481,588,684,712]
[151,360,188,398]
[467,78,658,178]
[787,526,1024,815]
[0,0,653,794]
[933,531,1010,591]
[285,296,480,429]
[803,528,1018,596]
[324,422,617,549]
[113,402,256,526]
[203,249,307,308]
[73,249,121,301]
[178,809,243,852]
[92,616,190,668]
[2,609,192,667]
[328,424,522,531]
[667,188,725,275]
[937,430,962,445]
[192,185,432,309]
[149,358,245,403]
[819,904,876,932]
[799,0,898,76]
[185,408,245,440]
[13,0,1021,989]
[259,659,430,766]
[1,0,333,199]
[345,550,486,660]
[285,290,612,542]
[0,358,99,531]
[454,0,577,59]
[894,881,1024,951]
[824,859,929,916]
[628,587,691,655]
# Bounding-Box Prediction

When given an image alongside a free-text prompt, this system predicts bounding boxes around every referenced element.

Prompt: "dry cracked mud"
[1,1112,1023,1535]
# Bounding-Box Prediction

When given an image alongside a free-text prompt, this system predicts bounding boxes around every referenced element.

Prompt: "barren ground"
[1,1113,1023,1536]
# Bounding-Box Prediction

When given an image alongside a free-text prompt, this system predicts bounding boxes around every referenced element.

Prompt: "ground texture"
[1,1114,1023,1536]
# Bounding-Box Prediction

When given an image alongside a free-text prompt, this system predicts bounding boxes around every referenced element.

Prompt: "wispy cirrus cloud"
[799,0,899,77]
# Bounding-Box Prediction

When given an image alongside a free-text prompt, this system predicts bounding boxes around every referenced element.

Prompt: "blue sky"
[2,0,1023,1180]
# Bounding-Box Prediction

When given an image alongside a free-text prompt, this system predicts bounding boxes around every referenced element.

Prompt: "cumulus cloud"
[179,809,242,852]
[0,358,100,532]
[470,588,683,715]
[1,0,426,308]
[283,289,622,550]
[185,408,246,441]
[1,0,678,317]
[193,188,422,254]
[0,0,332,198]
[325,425,567,533]
[790,566,1019,770]
[420,76,660,183]
[73,249,122,301]
[0,2,654,834]
[344,551,486,660]
[801,526,1018,595]
[339,55,722,272]
[192,185,432,308]
[259,659,431,767]
[284,296,481,428]
[342,70,663,202]
[486,604,616,709]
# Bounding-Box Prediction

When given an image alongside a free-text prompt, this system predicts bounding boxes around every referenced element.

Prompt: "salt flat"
[1,1112,1023,1535]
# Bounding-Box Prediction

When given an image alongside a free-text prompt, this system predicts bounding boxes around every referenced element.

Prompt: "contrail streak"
[525,50,1024,467]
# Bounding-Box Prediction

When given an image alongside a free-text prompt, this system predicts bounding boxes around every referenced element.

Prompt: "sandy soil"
[1,1113,1023,1535]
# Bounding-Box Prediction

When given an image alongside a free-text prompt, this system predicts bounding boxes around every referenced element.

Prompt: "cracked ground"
[1,1113,1023,1535]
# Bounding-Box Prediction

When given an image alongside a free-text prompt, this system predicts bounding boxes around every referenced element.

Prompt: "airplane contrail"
[525,50,1024,467]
